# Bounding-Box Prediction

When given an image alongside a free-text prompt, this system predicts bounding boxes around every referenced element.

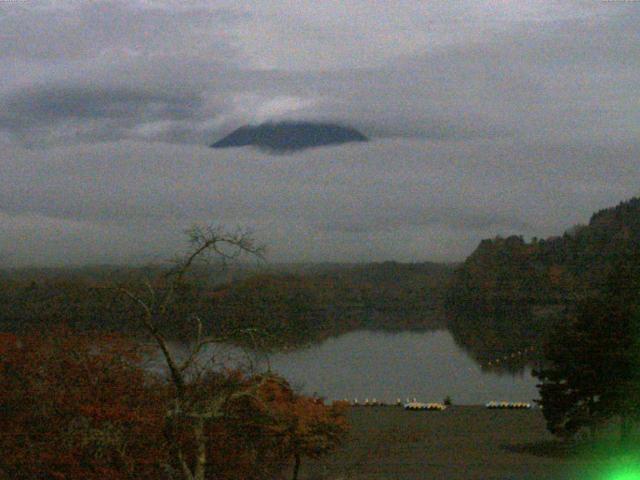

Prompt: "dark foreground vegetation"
[534,253,640,443]
[0,327,348,480]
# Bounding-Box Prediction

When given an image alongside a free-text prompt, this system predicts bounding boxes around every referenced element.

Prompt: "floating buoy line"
[342,397,532,410]
[337,347,540,411]
[485,401,531,409]
[343,397,448,410]
[404,402,446,411]
[484,345,538,367]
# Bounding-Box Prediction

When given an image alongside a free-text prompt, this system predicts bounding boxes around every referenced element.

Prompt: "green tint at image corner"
[561,444,640,480]
[604,466,640,480]
[592,455,640,480]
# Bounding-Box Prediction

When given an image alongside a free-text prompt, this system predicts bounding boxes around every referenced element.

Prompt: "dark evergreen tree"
[534,254,640,442]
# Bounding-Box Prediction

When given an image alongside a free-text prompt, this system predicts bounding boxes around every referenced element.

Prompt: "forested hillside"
[207,261,452,347]
[0,262,452,349]
[446,197,640,369]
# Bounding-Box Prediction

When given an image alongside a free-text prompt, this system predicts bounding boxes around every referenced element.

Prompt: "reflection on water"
[267,330,539,405]
[152,329,539,405]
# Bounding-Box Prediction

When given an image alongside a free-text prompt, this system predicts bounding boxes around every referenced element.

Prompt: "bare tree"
[118,225,277,480]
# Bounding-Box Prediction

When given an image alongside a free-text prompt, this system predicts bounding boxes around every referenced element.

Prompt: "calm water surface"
[159,329,539,405]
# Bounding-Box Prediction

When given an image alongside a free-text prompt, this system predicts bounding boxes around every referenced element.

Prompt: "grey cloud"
[319,207,533,235]
[0,1,243,61]
[1,138,638,266]
[215,11,640,144]
[1,1,639,265]
[2,5,639,148]
[1,85,201,124]
[0,84,216,147]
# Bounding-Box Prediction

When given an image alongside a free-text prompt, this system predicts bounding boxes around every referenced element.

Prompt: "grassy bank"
[300,406,595,480]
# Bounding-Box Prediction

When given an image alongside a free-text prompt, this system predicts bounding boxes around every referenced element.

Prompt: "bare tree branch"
[115,224,266,480]
[167,225,265,285]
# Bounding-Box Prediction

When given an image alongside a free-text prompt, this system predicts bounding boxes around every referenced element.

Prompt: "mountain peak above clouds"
[210,121,368,153]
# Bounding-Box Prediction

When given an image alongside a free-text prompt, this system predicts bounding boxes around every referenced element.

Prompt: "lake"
[157,329,539,405]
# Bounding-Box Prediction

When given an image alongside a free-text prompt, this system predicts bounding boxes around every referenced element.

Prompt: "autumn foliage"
[0,326,166,480]
[0,327,348,480]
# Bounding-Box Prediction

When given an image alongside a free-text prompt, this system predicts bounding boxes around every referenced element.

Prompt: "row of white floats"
[345,397,442,408]
[343,398,531,410]
[404,402,447,411]
[485,401,532,409]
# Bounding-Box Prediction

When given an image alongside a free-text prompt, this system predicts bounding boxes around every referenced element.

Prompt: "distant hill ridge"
[210,121,368,152]
[444,196,640,369]
[448,196,640,307]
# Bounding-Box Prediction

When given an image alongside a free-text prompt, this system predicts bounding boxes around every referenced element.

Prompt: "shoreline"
[300,405,587,480]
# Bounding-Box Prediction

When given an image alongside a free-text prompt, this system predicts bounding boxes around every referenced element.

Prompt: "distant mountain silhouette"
[210,121,368,152]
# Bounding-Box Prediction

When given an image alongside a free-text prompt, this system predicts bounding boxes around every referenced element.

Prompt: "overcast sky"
[1,0,639,266]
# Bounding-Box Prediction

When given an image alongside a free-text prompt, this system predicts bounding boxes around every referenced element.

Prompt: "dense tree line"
[445,195,640,438]
[0,261,452,350]
[446,197,640,370]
